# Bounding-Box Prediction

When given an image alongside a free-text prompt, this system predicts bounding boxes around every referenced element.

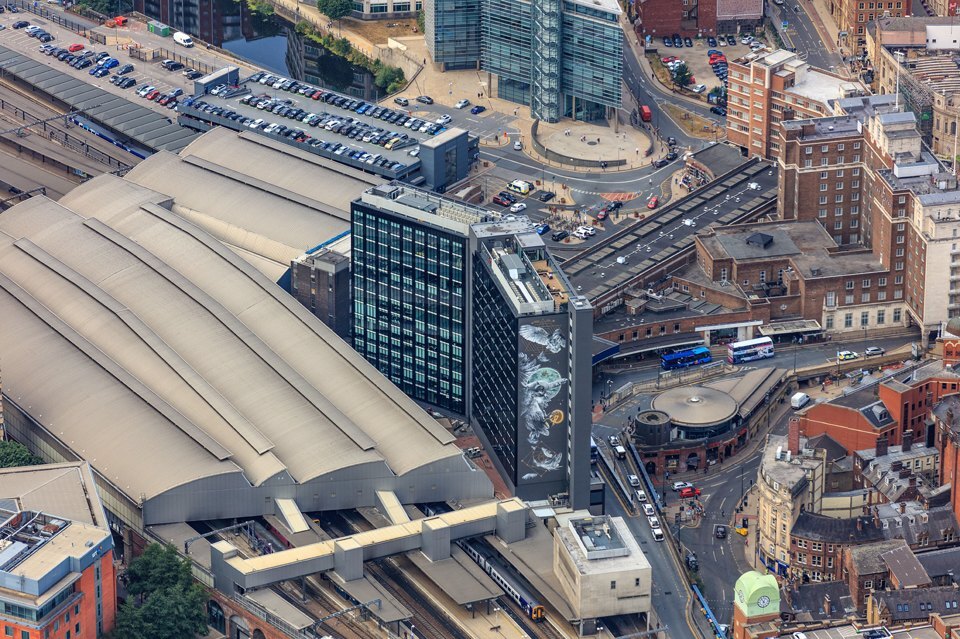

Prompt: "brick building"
[636,0,761,39]
[832,0,908,49]
[726,50,865,159]
[800,360,960,453]
[0,463,116,639]
[934,394,960,525]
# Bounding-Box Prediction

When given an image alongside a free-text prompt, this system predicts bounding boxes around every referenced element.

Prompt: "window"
[836,207,844,216]
[895,289,903,299]
[878,291,887,301]
[844,313,853,328]
[896,248,905,257]
[821,171,829,179]
[864,580,874,589]
[862,293,871,303]
[845,294,855,305]
[894,309,902,322]
[822,158,830,166]
[862,279,871,288]
[812,555,823,566]
[836,182,844,190]
[879,277,887,286]
[819,209,828,218]
[895,275,904,284]
[836,194,844,203]
[610,581,617,589]
[835,221,843,230]
[826,315,835,329]
[852,206,859,214]
[896,261,904,271]
[820,196,828,204]
[820,183,828,192]
[851,219,859,228]
[828,556,834,568]
[846,280,855,290]
[853,167,860,176]
[821,145,829,153]
[797,539,807,548]
[797,552,808,564]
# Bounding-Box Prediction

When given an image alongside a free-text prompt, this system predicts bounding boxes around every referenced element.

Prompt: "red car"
[145,89,160,100]
[311,90,324,100]
[680,486,702,499]
[647,196,660,209]
[492,195,512,206]
[68,43,85,53]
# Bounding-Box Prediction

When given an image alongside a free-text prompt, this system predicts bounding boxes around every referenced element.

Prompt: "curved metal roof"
[0,186,464,504]
[651,385,738,427]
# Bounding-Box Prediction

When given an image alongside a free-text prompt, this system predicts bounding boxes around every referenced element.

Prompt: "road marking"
[720,545,725,556]
[719,497,727,512]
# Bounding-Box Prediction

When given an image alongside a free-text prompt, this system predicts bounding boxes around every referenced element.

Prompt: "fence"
[0,98,133,172]
[128,46,220,76]
[8,0,97,38]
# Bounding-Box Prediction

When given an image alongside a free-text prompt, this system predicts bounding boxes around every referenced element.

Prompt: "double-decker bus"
[660,346,712,370]
[726,336,775,364]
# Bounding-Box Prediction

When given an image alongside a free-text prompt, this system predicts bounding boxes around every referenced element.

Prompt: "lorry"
[640,105,652,122]
[614,445,627,459]
[173,31,194,47]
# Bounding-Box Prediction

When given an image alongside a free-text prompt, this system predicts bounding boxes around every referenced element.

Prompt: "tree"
[416,9,425,33]
[111,544,207,639]
[672,62,692,88]
[0,441,42,468]
[317,0,353,23]
[374,65,405,93]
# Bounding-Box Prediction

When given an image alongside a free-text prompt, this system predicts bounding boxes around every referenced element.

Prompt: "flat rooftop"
[359,182,497,232]
[557,515,649,576]
[781,114,863,141]
[761,434,824,488]
[560,159,776,301]
[699,220,886,278]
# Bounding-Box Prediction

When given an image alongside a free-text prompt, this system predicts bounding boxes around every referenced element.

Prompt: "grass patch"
[661,103,724,140]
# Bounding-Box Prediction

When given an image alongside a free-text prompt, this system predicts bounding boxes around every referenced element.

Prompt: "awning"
[758,319,822,337]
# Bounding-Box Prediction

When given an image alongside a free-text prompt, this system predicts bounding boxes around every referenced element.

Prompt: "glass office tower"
[351,184,493,416]
[425,0,482,70]
[478,0,622,121]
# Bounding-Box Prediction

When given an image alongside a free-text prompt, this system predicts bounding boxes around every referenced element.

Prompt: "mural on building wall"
[517,322,569,483]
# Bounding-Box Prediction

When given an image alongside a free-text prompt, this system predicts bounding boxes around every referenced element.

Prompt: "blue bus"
[661,346,712,370]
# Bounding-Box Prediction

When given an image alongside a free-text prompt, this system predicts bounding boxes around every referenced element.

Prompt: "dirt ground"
[662,103,724,140]
[342,16,419,44]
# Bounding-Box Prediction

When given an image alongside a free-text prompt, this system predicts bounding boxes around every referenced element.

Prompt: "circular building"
[651,386,739,439]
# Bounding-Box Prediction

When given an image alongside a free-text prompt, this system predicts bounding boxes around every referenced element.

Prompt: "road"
[768,0,842,71]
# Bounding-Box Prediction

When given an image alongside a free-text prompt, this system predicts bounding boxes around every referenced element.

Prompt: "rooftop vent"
[746,232,774,248]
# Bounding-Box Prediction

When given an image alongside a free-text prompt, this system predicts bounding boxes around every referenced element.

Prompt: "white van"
[173,32,195,47]
[652,529,664,541]
[791,392,811,410]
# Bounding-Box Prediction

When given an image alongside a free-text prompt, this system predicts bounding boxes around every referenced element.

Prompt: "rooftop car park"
[176,71,461,181]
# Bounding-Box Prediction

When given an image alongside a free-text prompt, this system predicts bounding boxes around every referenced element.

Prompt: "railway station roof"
[0,45,198,153]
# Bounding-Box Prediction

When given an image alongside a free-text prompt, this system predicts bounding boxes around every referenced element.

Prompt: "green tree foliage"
[672,62,692,88]
[246,0,275,15]
[111,545,207,639]
[374,64,406,93]
[416,9,425,33]
[0,440,42,468]
[317,0,354,21]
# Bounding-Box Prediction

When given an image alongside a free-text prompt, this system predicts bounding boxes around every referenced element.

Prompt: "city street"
[769,0,843,71]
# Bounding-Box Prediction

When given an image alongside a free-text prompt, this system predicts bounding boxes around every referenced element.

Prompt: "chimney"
[876,434,889,458]
[909,476,917,487]
[899,468,911,479]
[899,501,906,514]
[824,594,832,617]
[902,429,913,452]
[788,417,801,455]
[892,460,903,472]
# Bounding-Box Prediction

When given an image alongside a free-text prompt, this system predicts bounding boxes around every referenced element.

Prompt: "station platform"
[484,519,578,622]
[407,546,504,605]
[329,572,412,624]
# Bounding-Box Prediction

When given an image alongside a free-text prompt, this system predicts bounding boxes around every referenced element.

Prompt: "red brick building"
[0,463,116,639]
[934,394,960,525]
[636,0,761,39]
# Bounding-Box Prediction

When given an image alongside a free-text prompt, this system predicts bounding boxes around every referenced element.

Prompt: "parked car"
[535,223,550,235]
[647,196,660,209]
[509,202,527,213]
[837,350,859,361]
[707,36,717,46]
[12,20,30,28]
[436,114,452,125]
[672,481,694,491]
[454,98,470,109]
[117,63,134,75]
[68,43,85,53]
[551,230,570,242]
[864,346,886,356]
[684,36,693,47]
[416,95,434,104]
[492,195,513,206]
[470,105,486,114]
[537,191,555,202]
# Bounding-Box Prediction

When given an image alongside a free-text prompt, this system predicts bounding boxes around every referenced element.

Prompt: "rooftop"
[916,546,960,582]
[0,187,487,525]
[781,115,863,142]
[881,543,931,588]
[651,385,739,428]
[872,585,960,621]
[0,462,113,595]
[560,159,776,301]
[785,581,856,621]
[359,182,496,236]
[849,539,910,574]
[556,515,649,575]
[791,512,884,543]
[700,220,886,278]
[760,434,825,489]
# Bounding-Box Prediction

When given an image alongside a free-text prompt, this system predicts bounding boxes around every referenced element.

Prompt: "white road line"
[720,545,725,556]
[719,496,727,512]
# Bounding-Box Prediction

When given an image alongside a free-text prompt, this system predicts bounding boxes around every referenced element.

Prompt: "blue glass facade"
[425,0,482,70]
[352,201,468,414]
[477,0,622,121]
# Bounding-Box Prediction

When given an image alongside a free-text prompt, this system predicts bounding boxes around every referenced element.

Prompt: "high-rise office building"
[350,184,593,507]
[425,0,622,121]
[471,222,594,507]
[424,0,482,70]
[352,184,494,415]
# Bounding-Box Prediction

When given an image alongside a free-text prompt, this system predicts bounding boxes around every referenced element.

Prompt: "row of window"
[825,307,902,330]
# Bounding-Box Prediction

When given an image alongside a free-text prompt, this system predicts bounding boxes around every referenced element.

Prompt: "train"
[420,503,546,622]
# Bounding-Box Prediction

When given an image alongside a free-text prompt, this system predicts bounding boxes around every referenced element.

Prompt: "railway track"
[323,511,470,639]
[497,595,565,639]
